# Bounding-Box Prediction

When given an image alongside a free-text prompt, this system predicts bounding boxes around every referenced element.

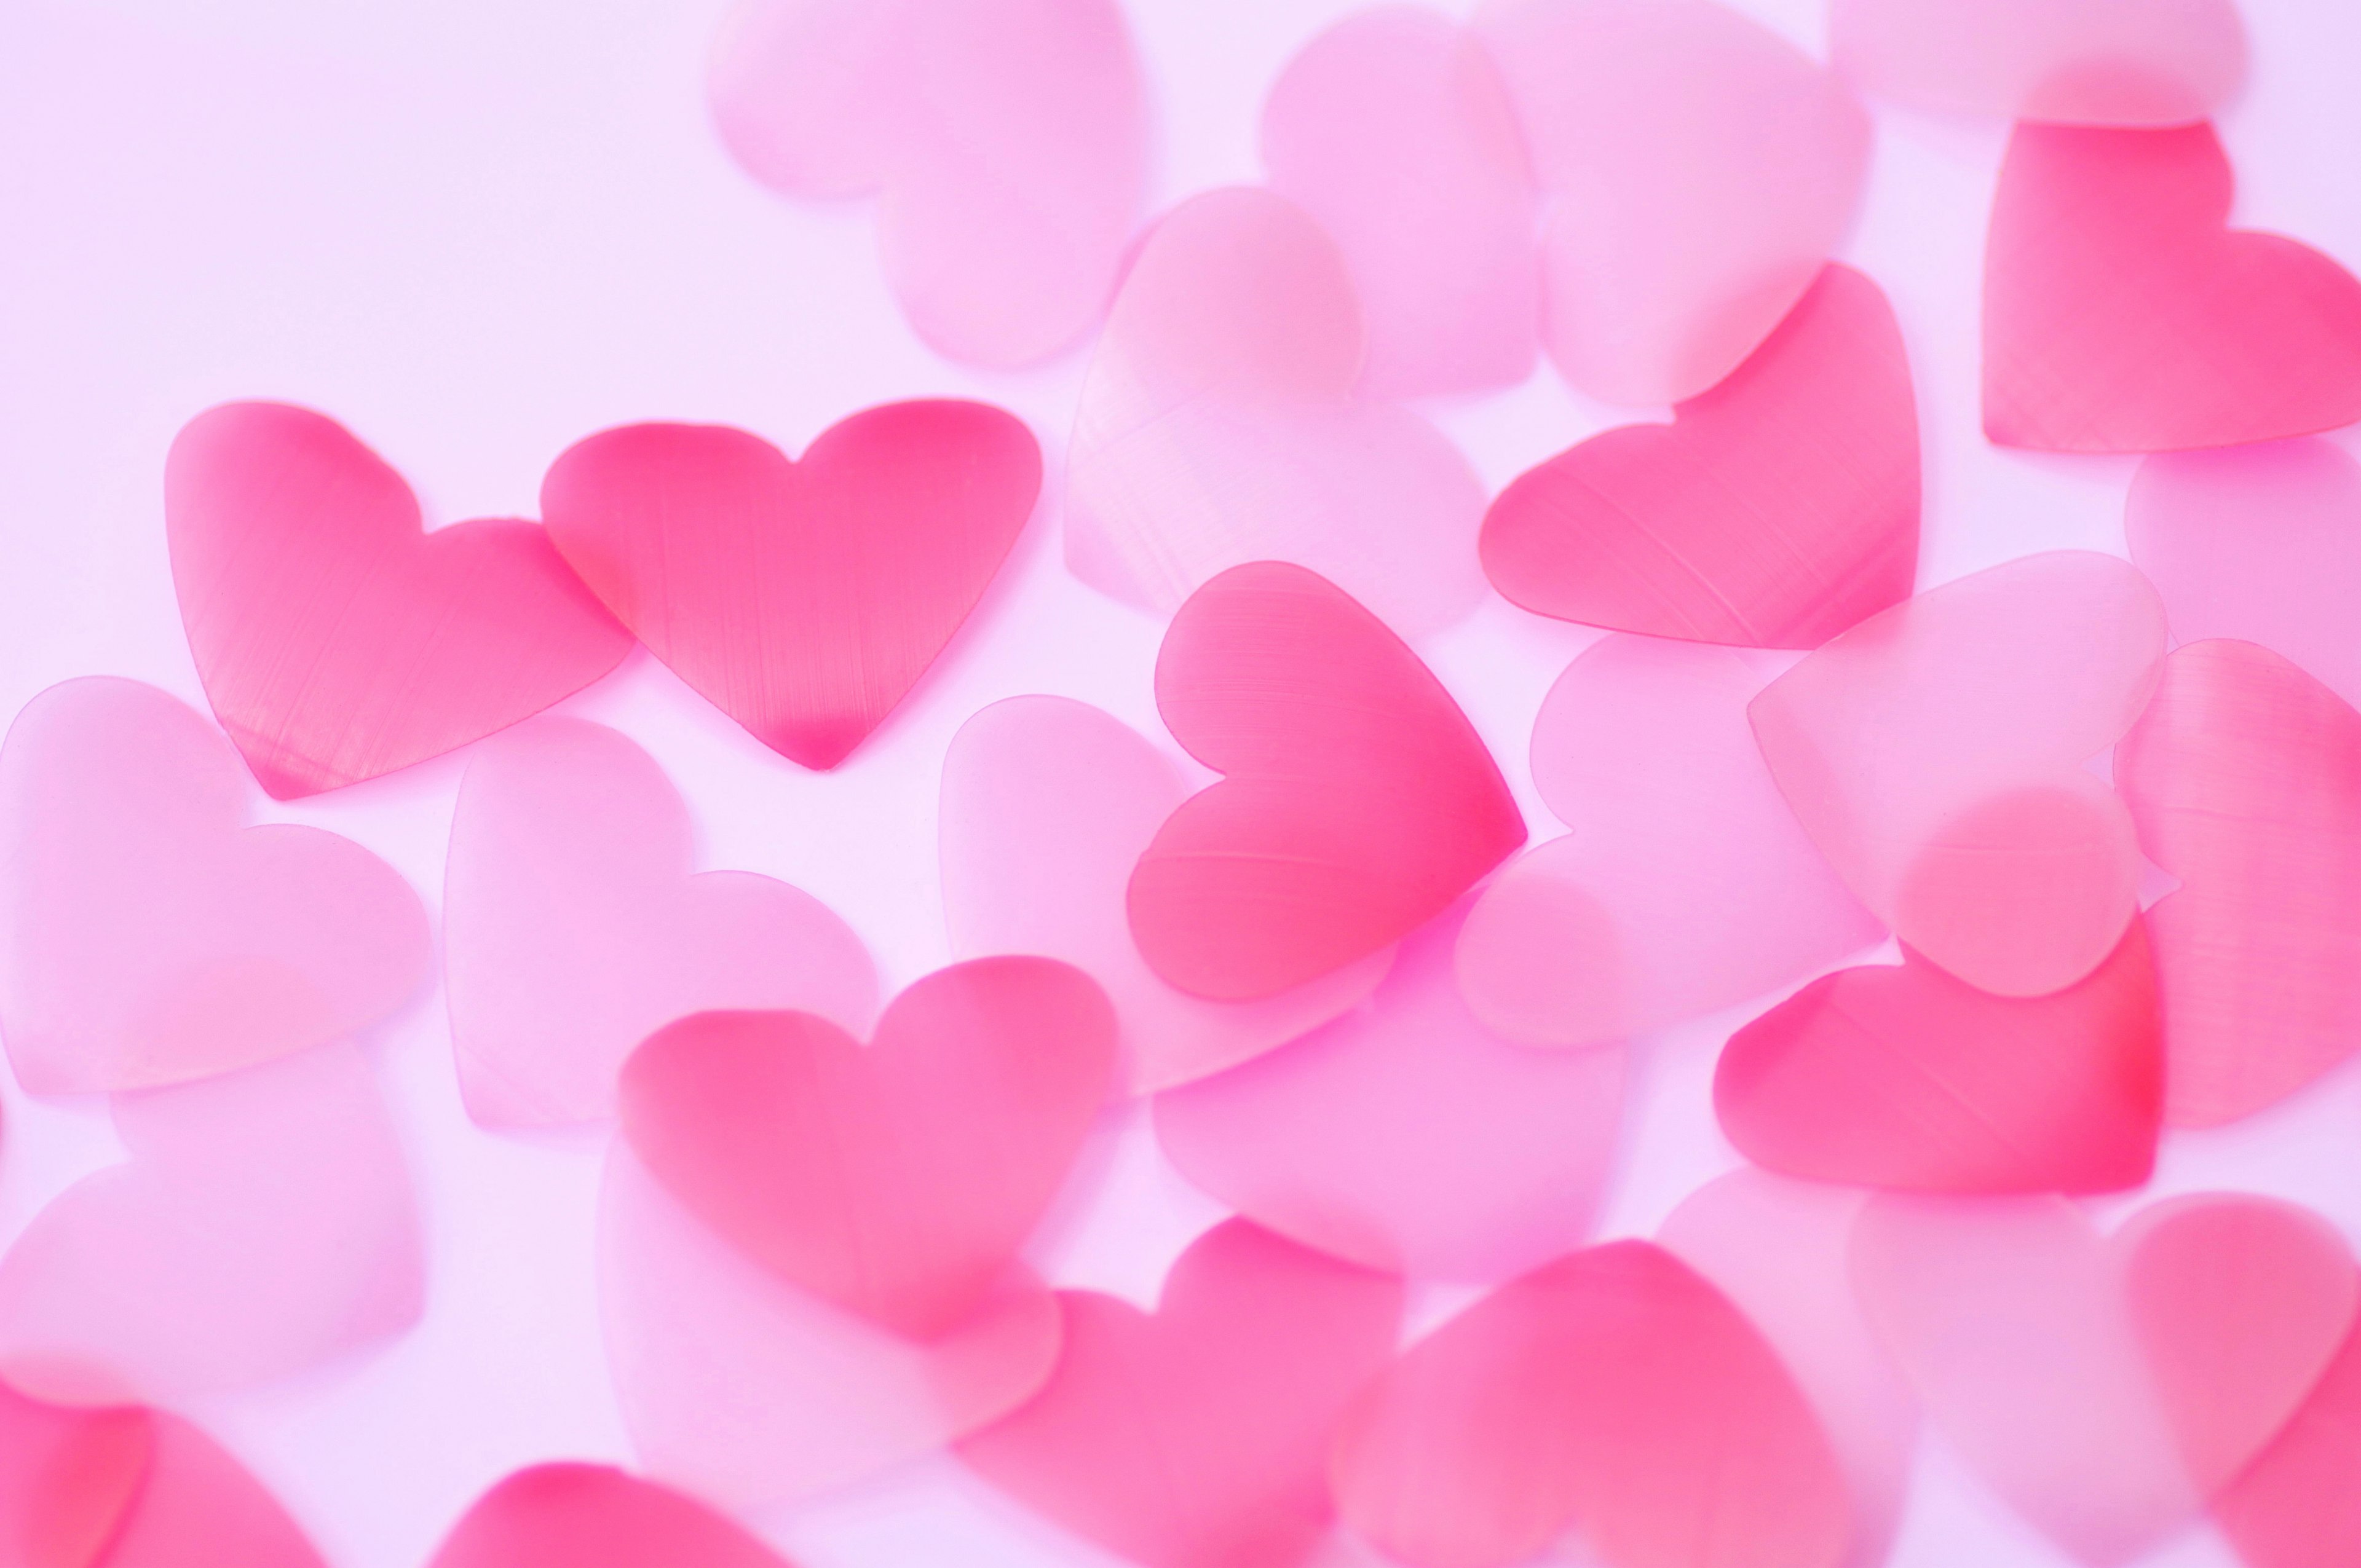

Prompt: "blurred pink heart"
[708,0,1146,367]
[957,1219,1403,1568]
[1127,563,1526,1003]
[165,401,631,798]
[541,402,1040,770]
[445,716,876,1127]
[2218,1316,2361,1568]
[1830,0,2246,125]
[1984,123,2361,453]
[1749,551,2165,997]
[2115,639,2361,1125]
[1473,0,1870,405]
[1154,907,1626,1282]
[941,695,1388,1094]
[1481,264,1919,647]
[0,677,430,1096]
[1262,7,1538,399]
[0,1043,424,1406]
[1064,189,1489,637]
[1456,635,1879,1048]
[1332,1240,1850,1568]
[428,1464,795,1568]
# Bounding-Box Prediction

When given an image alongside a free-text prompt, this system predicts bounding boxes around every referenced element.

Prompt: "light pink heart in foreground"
[1065,189,1489,637]
[445,716,876,1127]
[0,677,430,1096]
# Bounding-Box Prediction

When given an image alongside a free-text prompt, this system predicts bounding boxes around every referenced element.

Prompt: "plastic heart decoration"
[427,1463,796,1568]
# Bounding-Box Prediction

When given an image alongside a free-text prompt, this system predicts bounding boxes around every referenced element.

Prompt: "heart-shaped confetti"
[428,1464,796,1568]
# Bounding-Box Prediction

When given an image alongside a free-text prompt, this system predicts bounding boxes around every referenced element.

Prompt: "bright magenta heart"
[617,956,1114,1339]
[541,401,1039,770]
[429,1464,794,1568]
[1482,263,1918,648]
[1126,562,1525,1001]
[165,401,633,798]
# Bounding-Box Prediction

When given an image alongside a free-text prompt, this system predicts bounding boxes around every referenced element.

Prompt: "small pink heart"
[1983,122,2361,453]
[164,401,633,798]
[445,716,876,1127]
[617,956,1115,1339]
[1481,264,1918,648]
[540,401,1040,770]
[1126,562,1527,1003]
[0,677,431,1095]
[2217,1316,2361,1568]
[957,1219,1404,1568]
[429,1464,794,1568]
[941,695,1388,1094]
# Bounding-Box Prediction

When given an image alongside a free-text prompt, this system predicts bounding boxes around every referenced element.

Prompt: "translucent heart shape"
[427,1464,793,1568]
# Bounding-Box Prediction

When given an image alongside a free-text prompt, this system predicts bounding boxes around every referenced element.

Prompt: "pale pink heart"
[2126,438,2361,711]
[0,677,430,1095]
[0,1042,424,1406]
[2114,639,2361,1126]
[1064,188,1489,637]
[1658,1173,1918,1568]
[1749,551,2166,997]
[941,695,1389,1095]
[1471,0,1870,406]
[1153,907,1626,1282]
[708,0,1146,367]
[1261,7,1539,400]
[445,715,876,1127]
[2217,1317,2361,1568]
[1829,0,2246,125]
[1456,635,1881,1047]
[597,1145,1062,1508]
[429,1464,796,1568]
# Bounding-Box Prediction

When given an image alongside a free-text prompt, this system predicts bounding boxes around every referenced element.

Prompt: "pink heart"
[0,677,431,1095]
[1260,8,1538,400]
[1473,0,1870,405]
[1830,0,2246,125]
[2115,639,2361,1126]
[1480,264,1919,648]
[1749,551,2165,997]
[1331,1239,1851,1568]
[1064,189,1489,638]
[956,1219,1404,1568]
[540,401,1040,770]
[1714,921,2164,1194]
[2217,1316,2361,1568]
[445,716,876,1127]
[0,1043,424,1406]
[164,401,632,799]
[1153,905,1626,1282]
[617,956,1115,1339]
[428,1464,794,1568]
[708,0,1146,368]
[1126,562,1527,1003]
[1456,634,1880,1048]
[941,695,1388,1094]
[1983,122,2361,453]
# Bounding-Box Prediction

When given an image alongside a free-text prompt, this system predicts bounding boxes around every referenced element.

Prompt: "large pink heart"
[540,401,1040,770]
[2114,639,2361,1126]
[428,1464,793,1568]
[445,716,876,1127]
[940,695,1388,1094]
[164,401,632,799]
[956,1219,1404,1568]
[708,0,1146,368]
[1126,562,1527,1003]
[1481,264,1918,648]
[617,956,1115,1339]
[1983,122,2361,453]
[2217,1317,2361,1568]
[1064,189,1489,638]
[0,677,431,1095]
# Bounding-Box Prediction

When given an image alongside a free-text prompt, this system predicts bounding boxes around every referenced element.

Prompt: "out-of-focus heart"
[1126,562,1526,1003]
[1064,189,1489,637]
[957,1219,1404,1568]
[445,716,875,1127]
[2217,1315,2361,1568]
[165,401,631,798]
[1481,264,1918,648]
[0,677,430,1095]
[428,1464,795,1568]
[541,401,1039,770]
[617,956,1115,1339]
[1983,123,2361,453]
[708,0,1146,368]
